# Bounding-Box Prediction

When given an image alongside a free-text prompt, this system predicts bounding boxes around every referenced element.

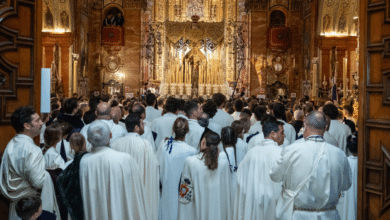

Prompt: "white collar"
[126,132,140,137]
[259,138,278,146]
[15,134,35,143]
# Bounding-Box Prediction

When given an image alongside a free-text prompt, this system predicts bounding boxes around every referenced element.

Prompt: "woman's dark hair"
[173,117,189,140]
[63,98,78,114]
[60,122,73,139]
[69,132,86,154]
[43,123,62,154]
[231,120,245,139]
[221,126,238,173]
[200,131,221,171]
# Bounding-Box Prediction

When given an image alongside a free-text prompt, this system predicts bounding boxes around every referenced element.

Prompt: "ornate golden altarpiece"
[141,0,249,98]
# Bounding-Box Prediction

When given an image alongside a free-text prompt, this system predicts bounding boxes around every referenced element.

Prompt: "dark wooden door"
[359,0,390,219]
[0,0,41,218]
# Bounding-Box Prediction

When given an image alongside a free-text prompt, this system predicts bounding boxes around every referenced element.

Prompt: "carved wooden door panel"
[359,0,390,219]
[0,1,41,218]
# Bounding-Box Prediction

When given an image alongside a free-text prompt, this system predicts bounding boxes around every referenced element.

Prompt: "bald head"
[96,102,111,119]
[110,106,121,124]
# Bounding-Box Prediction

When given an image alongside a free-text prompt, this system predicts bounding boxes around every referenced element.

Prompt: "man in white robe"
[270,111,352,220]
[111,113,159,220]
[80,102,126,149]
[273,103,296,144]
[152,97,178,147]
[0,106,59,220]
[184,99,205,150]
[247,106,267,135]
[232,99,244,120]
[145,93,162,123]
[212,93,234,127]
[80,121,149,220]
[323,103,351,153]
[234,120,285,220]
[130,103,157,151]
[202,100,222,135]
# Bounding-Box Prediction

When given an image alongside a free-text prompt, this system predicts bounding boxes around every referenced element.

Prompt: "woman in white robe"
[43,123,65,170]
[219,126,245,198]
[231,120,248,155]
[55,122,74,161]
[178,131,232,220]
[158,118,197,220]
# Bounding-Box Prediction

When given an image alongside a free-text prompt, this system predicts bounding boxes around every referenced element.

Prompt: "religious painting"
[270,0,288,9]
[60,11,69,29]
[338,15,347,32]
[44,7,54,29]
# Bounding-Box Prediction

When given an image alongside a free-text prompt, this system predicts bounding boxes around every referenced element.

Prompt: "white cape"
[178,153,233,220]
[111,133,159,220]
[80,146,149,220]
[233,139,282,220]
[158,140,197,220]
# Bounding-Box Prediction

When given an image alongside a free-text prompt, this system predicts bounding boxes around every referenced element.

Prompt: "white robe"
[278,119,296,145]
[121,120,157,152]
[177,153,233,220]
[208,119,222,135]
[0,134,60,220]
[80,119,126,149]
[234,139,283,220]
[270,139,352,220]
[336,155,357,220]
[43,147,66,170]
[111,133,159,220]
[232,111,241,120]
[324,131,339,148]
[328,120,352,154]
[213,109,234,128]
[80,146,149,220]
[152,113,177,148]
[248,121,262,135]
[157,140,197,220]
[146,106,162,123]
[236,138,248,156]
[219,146,245,197]
[55,139,73,160]
[185,119,205,150]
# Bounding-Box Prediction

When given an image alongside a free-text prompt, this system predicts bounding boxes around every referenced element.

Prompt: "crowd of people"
[0,91,357,220]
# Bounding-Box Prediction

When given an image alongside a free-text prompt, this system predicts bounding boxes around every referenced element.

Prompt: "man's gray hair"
[304,111,327,130]
[87,120,111,147]
[294,110,304,121]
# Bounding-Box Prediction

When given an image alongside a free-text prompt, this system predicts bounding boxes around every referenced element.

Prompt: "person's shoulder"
[325,142,346,156]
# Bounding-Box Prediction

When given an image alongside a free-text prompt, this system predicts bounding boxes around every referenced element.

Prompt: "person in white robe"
[0,106,59,220]
[247,106,267,135]
[337,133,358,220]
[231,120,249,154]
[234,120,285,220]
[80,121,149,220]
[274,103,296,144]
[55,122,74,162]
[157,117,197,220]
[130,103,157,151]
[145,93,162,123]
[80,102,126,149]
[42,123,66,170]
[323,103,352,153]
[232,99,244,120]
[212,93,234,128]
[111,113,159,220]
[219,126,246,198]
[152,97,178,147]
[202,100,222,135]
[178,131,232,220]
[184,99,205,150]
[270,111,352,220]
